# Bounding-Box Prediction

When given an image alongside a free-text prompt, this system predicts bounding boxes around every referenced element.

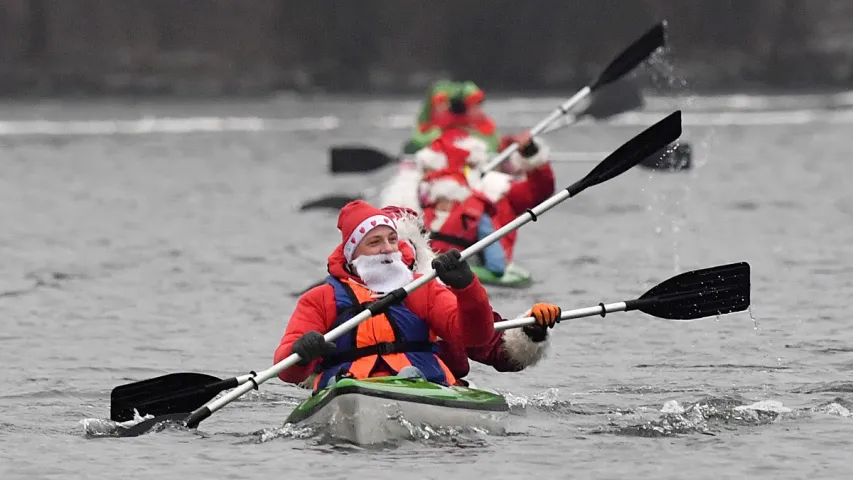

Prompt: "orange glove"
[530,303,561,328]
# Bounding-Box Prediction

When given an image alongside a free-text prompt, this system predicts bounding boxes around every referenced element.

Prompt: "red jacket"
[435,313,534,379]
[422,193,495,253]
[273,244,497,384]
[397,240,526,380]
[495,164,556,262]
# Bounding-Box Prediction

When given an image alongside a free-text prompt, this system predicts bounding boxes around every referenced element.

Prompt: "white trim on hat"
[414,147,448,171]
[343,214,397,263]
[428,178,472,203]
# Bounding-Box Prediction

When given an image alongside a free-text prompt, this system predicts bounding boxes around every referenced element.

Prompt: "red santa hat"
[424,168,472,204]
[337,200,397,263]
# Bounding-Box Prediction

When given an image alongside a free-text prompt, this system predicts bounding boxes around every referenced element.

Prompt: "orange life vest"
[313,276,456,390]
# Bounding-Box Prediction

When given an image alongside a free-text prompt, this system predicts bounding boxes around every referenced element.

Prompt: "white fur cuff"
[468,170,512,203]
[513,140,550,171]
[501,327,548,369]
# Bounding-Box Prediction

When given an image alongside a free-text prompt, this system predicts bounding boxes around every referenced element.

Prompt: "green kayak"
[285,375,509,445]
[470,263,533,288]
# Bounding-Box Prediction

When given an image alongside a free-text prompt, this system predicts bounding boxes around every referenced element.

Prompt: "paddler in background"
[403,80,500,155]
[464,132,556,263]
[412,132,556,263]
[275,200,497,391]
[420,167,507,279]
[384,206,559,385]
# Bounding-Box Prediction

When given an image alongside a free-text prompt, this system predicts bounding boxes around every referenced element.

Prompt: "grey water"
[1,95,852,479]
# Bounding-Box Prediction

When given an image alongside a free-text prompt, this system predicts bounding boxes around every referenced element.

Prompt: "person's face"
[351,226,398,260]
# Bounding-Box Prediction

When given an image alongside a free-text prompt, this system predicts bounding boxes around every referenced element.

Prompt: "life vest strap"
[319,340,437,367]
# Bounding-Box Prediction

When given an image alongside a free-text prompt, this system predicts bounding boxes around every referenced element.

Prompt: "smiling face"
[351,225,399,261]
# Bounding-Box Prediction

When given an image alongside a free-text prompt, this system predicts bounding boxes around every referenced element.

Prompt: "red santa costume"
[377,133,484,213]
[464,136,556,262]
[385,206,550,382]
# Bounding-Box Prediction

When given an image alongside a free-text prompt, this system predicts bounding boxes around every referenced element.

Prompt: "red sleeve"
[424,276,495,348]
[273,285,334,384]
[506,164,556,214]
[464,312,523,372]
[435,339,470,380]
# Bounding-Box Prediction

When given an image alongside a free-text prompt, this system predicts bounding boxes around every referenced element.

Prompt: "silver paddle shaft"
[478,86,592,175]
[494,301,628,331]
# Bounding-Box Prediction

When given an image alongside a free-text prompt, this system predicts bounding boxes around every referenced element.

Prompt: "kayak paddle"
[494,262,751,331]
[477,21,666,176]
[110,372,258,423]
[114,110,681,437]
[329,20,665,178]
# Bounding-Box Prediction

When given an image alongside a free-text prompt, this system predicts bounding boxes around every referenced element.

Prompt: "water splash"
[79,409,154,437]
[504,387,561,411]
[251,422,317,443]
[597,396,793,438]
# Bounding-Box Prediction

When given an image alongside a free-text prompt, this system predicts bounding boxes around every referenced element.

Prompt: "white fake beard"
[351,251,414,294]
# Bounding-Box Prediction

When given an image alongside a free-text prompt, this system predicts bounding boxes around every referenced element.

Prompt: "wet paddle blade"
[567,110,682,196]
[638,142,692,171]
[110,372,232,422]
[116,412,191,438]
[591,22,666,90]
[330,146,396,173]
[582,78,645,120]
[625,262,751,320]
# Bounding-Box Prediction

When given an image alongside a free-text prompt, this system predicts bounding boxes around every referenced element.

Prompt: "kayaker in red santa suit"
[382,206,559,384]
[410,132,556,263]
[379,133,477,213]
[419,167,507,278]
[274,200,497,391]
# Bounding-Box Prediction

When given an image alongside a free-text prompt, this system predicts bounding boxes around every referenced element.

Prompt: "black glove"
[519,137,540,158]
[432,249,474,289]
[523,324,548,342]
[292,331,337,366]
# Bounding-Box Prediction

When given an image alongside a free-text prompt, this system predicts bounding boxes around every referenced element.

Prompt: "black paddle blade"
[639,142,692,171]
[110,372,231,422]
[330,146,396,173]
[582,78,645,120]
[290,279,327,297]
[299,194,363,211]
[591,21,666,90]
[625,262,751,320]
[566,110,682,196]
[116,412,191,438]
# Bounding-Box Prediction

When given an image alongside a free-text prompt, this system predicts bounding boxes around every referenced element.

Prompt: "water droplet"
[748,305,759,330]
